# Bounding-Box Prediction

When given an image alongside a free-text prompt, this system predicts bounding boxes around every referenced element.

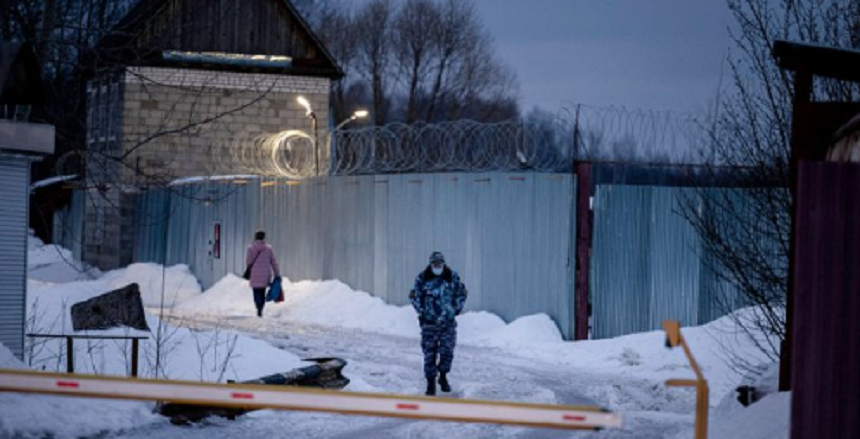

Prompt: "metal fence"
[52,189,86,262]
[56,174,782,340]
[589,185,767,339]
[134,173,579,338]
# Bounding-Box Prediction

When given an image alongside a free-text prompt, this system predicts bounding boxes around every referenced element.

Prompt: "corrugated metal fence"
[0,155,31,359]
[56,175,779,340]
[134,173,579,338]
[52,189,85,262]
[590,185,760,339]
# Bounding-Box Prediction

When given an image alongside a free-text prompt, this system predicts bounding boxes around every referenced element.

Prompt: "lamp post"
[297,96,319,175]
[330,110,368,174]
[334,110,368,131]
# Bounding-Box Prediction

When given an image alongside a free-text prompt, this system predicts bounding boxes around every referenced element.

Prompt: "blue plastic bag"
[266,276,283,302]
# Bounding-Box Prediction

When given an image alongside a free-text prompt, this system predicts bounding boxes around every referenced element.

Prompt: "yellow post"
[663,320,709,439]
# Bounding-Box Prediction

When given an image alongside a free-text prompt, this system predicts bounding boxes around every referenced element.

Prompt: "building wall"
[0,154,31,360]
[120,66,330,184]
[83,66,330,269]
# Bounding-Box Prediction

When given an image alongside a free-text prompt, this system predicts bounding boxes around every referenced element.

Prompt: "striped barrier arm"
[0,368,622,430]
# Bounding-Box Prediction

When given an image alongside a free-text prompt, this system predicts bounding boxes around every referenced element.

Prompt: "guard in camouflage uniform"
[409,251,467,396]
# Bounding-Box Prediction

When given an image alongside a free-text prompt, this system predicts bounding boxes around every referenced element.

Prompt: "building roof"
[97,0,342,78]
[0,42,46,105]
[833,112,860,143]
[773,40,860,83]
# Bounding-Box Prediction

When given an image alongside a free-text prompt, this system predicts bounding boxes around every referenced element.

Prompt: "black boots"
[439,373,451,393]
[425,374,451,396]
[425,378,436,396]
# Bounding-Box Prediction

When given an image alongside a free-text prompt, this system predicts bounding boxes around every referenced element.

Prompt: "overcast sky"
[471,0,735,115]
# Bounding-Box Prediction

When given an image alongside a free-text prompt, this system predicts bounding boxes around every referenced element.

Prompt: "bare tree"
[302,0,520,124]
[354,0,395,126]
[393,0,439,124]
[423,0,473,121]
[680,0,860,364]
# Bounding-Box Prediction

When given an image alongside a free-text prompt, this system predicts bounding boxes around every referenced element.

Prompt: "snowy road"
[113,313,695,438]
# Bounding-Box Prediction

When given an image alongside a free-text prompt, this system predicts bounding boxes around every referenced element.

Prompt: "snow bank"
[26,276,304,381]
[27,234,99,282]
[0,342,25,370]
[24,238,303,383]
[491,308,779,408]
[708,392,791,439]
[100,262,202,307]
[0,392,160,439]
[460,314,563,347]
[173,272,774,408]
[175,275,563,347]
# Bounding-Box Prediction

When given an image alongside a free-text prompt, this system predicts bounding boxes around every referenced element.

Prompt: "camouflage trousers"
[420,324,457,379]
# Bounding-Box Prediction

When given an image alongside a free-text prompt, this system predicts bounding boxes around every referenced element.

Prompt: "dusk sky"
[470,0,736,115]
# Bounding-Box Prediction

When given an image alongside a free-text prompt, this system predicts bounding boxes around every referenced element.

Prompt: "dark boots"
[439,373,451,393]
[425,378,436,396]
[425,374,450,396]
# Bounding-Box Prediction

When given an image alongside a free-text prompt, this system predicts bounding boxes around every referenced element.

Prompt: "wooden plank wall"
[137,0,314,59]
[791,161,860,439]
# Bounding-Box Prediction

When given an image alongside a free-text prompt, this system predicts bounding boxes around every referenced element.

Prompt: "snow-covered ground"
[0,235,790,438]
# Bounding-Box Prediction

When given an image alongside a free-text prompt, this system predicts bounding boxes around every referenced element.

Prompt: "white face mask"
[432,265,444,276]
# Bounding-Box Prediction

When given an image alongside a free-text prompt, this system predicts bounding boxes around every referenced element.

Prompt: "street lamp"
[330,110,369,173]
[297,96,319,175]
[334,110,368,131]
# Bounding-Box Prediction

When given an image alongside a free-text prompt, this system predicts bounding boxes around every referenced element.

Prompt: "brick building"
[84,0,341,269]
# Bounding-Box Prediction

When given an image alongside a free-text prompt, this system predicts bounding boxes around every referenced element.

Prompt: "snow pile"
[26,277,304,381]
[27,234,99,282]
[488,308,778,408]
[30,174,77,190]
[459,313,563,347]
[0,389,161,439]
[100,262,202,307]
[173,271,773,408]
[175,275,562,347]
[0,342,25,370]
[707,392,791,439]
[10,234,792,438]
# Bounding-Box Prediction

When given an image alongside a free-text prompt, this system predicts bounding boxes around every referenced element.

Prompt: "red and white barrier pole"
[0,368,622,430]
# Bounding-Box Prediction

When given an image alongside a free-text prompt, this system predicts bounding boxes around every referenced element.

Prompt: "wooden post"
[574,161,592,340]
[131,338,140,378]
[696,382,710,439]
[664,320,709,439]
[783,69,813,392]
[66,336,74,374]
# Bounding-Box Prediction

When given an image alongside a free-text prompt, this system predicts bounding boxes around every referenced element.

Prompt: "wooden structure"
[663,320,709,439]
[98,0,341,77]
[26,333,148,377]
[773,40,860,438]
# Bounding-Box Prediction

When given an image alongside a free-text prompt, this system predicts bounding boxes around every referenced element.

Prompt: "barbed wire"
[565,103,709,163]
[214,105,710,179]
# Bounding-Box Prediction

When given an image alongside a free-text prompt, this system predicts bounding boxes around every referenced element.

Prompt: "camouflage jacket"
[409,266,467,326]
